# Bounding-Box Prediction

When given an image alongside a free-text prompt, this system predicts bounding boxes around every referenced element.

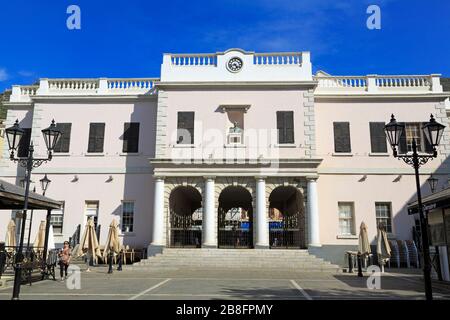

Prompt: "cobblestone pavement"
[1,267,449,300]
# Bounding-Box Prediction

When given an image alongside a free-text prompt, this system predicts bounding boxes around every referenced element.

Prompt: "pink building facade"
[1,49,449,265]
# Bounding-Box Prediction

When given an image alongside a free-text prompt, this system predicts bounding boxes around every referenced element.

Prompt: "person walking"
[58,241,71,281]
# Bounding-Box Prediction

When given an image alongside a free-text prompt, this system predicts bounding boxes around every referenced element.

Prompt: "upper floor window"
[277,111,294,144]
[369,122,387,153]
[18,128,31,157]
[84,201,99,229]
[121,201,135,233]
[123,122,140,153]
[375,202,393,233]
[87,123,105,153]
[177,112,194,144]
[398,122,432,154]
[333,122,351,153]
[54,123,72,153]
[50,201,64,234]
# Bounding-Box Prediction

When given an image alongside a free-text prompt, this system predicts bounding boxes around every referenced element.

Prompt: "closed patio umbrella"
[358,222,371,256]
[33,220,46,249]
[5,219,17,252]
[76,217,101,266]
[47,224,55,250]
[376,222,391,272]
[103,219,120,260]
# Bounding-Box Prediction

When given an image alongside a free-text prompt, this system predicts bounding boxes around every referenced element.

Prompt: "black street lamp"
[385,114,445,301]
[5,119,61,300]
[427,175,439,194]
[40,174,51,196]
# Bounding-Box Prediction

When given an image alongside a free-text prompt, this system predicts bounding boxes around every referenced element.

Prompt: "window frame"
[50,201,65,234]
[338,202,356,236]
[87,123,105,153]
[121,201,135,233]
[176,112,195,145]
[333,122,352,153]
[375,202,393,234]
[369,122,388,153]
[122,122,140,153]
[53,123,72,153]
[276,111,295,144]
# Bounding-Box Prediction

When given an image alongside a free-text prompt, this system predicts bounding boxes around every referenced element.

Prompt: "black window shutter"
[398,122,407,154]
[18,128,31,157]
[88,123,105,153]
[123,122,140,153]
[277,111,294,144]
[54,123,71,153]
[333,122,351,153]
[369,122,387,153]
[177,112,194,144]
[422,122,433,153]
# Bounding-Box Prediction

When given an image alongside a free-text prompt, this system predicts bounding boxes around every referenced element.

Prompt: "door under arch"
[169,186,202,248]
[269,186,306,249]
[218,186,253,248]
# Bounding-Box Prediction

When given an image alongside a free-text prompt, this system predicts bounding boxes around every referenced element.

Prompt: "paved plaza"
[1,267,450,300]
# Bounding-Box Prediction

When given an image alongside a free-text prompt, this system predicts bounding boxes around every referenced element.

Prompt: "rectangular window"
[122,201,134,233]
[333,122,351,153]
[122,122,140,153]
[18,128,32,157]
[398,122,433,154]
[53,123,72,153]
[369,122,387,153]
[375,202,393,233]
[177,112,194,144]
[84,201,99,228]
[50,202,65,234]
[87,123,105,153]
[276,111,295,144]
[338,202,355,235]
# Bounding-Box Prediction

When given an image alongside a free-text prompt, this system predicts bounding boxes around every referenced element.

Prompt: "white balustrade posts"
[36,78,49,95]
[307,177,321,247]
[149,177,165,254]
[255,177,269,249]
[202,177,217,248]
[10,86,21,102]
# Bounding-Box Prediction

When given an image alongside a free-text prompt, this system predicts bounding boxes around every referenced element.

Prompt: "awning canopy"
[408,186,450,215]
[0,179,61,210]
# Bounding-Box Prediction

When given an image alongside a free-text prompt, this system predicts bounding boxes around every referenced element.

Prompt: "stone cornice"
[30,95,158,103]
[314,93,450,101]
[155,81,318,90]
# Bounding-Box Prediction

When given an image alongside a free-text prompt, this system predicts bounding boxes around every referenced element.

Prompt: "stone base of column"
[308,243,322,248]
[201,244,217,249]
[255,244,270,249]
[147,244,164,257]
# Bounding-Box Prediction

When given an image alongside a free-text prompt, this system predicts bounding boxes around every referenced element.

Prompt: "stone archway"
[168,185,203,248]
[268,185,306,249]
[217,186,253,248]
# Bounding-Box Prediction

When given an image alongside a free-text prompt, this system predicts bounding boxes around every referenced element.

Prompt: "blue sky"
[0,0,449,91]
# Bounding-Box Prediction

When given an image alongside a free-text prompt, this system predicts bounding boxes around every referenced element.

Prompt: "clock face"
[227,57,243,72]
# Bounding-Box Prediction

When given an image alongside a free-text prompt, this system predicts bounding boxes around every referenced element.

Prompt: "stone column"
[255,177,269,248]
[149,176,165,255]
[307,177,321,247]
[202,176,217,248]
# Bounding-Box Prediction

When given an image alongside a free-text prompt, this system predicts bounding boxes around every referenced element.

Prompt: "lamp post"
[385,114,445,301]
[5,119,61,300]
[427,175,439,194]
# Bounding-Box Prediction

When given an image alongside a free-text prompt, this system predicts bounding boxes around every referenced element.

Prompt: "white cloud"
[0,68,8,81]
[18,71,34,77]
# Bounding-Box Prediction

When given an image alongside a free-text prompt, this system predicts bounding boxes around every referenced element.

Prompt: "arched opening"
[218,186,253,248]
[169,186,202,248]
[269,186,305,249]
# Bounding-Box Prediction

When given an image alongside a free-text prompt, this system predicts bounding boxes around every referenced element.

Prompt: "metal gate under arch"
[218,207,253,248]
[169,210,202,248]
[269,212,303,249]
